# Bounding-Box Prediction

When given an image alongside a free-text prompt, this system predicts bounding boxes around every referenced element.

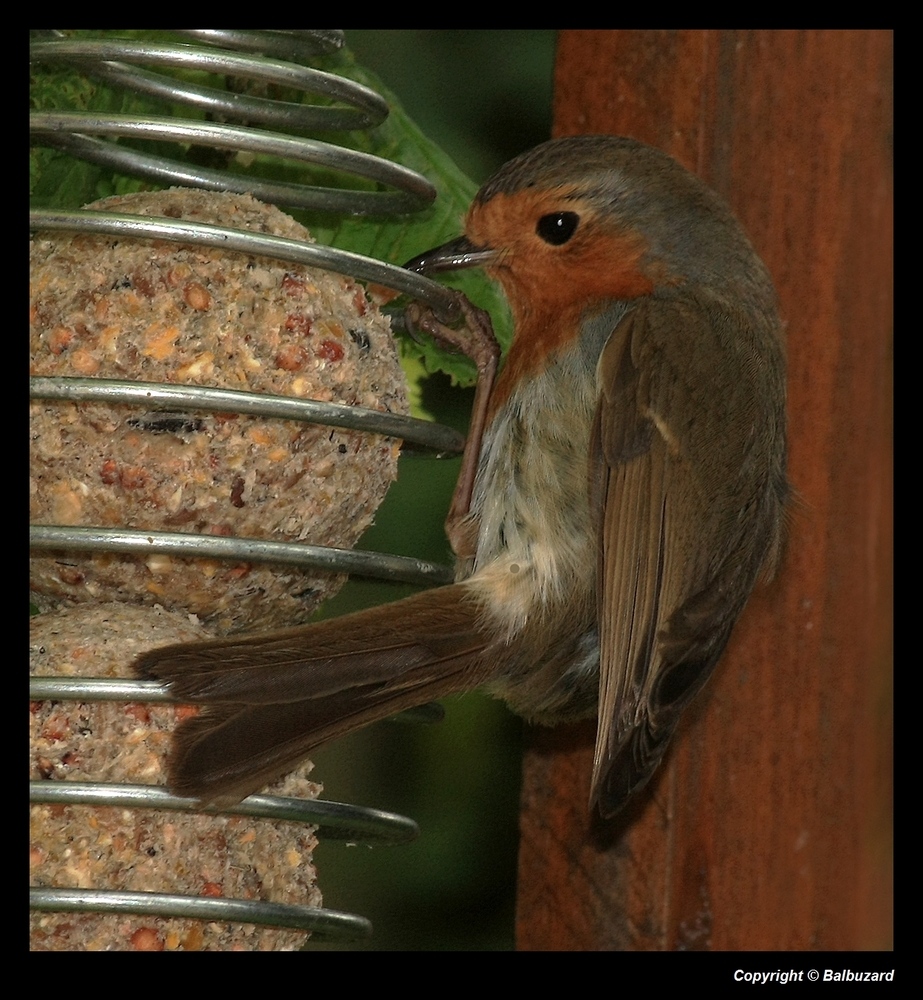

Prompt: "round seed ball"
[30,189,408,633]
[30,603,323,952]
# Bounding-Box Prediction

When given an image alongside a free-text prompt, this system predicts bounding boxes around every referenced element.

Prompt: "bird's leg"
[405,291,500,563]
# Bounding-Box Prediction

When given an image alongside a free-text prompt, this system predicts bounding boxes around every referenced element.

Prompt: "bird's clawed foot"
[405,291,500,565]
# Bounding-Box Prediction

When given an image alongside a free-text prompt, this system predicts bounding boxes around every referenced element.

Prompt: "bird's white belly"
[463,358,599,639]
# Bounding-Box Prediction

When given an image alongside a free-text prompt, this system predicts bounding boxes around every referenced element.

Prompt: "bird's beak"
[403,236,499,275]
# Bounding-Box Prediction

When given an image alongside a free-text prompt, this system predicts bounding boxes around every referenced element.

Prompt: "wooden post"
[516,30,892,951]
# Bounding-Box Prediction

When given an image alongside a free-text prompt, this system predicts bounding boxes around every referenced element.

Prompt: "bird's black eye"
[536,211,579,246]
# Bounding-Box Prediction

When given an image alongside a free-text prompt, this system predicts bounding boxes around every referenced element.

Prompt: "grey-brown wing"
[590,295,786,817]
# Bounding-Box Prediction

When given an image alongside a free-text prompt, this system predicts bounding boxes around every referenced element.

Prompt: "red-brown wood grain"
[516,29,893,952]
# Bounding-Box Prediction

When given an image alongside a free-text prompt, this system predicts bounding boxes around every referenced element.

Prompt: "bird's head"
[406,135,772,330]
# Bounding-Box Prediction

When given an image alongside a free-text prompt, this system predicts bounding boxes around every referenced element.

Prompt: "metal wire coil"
[30,779,419,941]
[29,27,463,588]
[29,30,434,214]
[30,29,459,945]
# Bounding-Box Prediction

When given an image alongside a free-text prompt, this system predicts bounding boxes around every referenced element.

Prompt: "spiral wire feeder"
[30,29,465,945]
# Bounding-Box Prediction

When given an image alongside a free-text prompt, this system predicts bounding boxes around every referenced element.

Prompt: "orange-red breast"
[136,135,788,817]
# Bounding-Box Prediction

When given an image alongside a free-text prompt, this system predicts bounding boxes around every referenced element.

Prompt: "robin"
[136,135,788,818]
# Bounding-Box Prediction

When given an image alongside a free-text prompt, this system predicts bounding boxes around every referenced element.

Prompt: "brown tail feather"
[135,584,492,803]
